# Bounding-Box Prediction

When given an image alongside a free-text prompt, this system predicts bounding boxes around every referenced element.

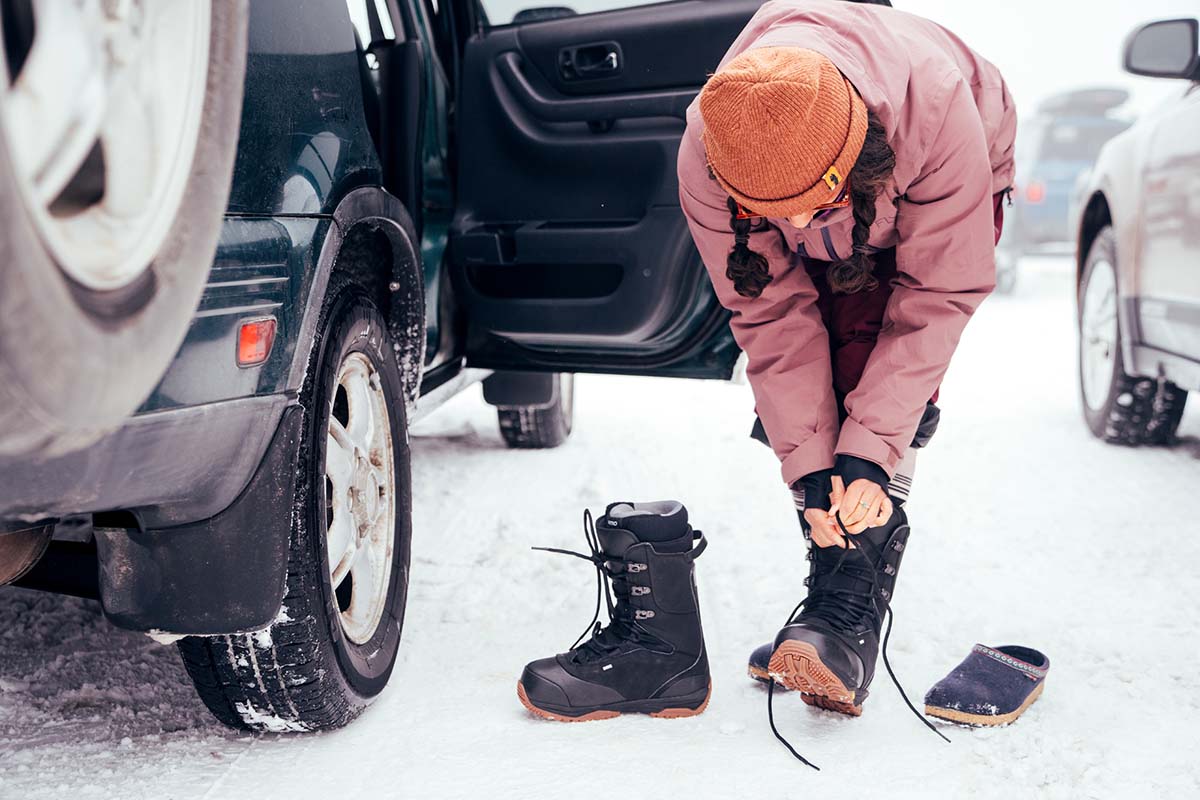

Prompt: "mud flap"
[94,405,302,634]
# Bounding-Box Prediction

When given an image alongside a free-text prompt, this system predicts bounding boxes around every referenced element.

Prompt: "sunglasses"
[734,180,851,221]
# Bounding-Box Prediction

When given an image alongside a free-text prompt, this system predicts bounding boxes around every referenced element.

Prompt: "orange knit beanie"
[699,46,868,218]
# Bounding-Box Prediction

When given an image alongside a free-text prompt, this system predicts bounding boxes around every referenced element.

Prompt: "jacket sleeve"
[834,73,997,478]
[677,129,841,486]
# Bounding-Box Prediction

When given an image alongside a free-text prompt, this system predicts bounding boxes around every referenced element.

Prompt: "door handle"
[496,52,696,122]
[558,41,622,81]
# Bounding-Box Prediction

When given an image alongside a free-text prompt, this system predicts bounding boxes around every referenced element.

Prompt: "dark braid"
[719,110,894,299]
[725,195,773,298]
[826,111,895,295]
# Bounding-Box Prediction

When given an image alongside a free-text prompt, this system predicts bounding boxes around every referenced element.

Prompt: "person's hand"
[828,475,892,534]
[803,507,854,549]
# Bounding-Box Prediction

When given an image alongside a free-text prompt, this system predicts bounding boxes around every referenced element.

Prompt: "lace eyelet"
[627,563,648,573]
[883,564,896,576]
[635,609,656,620]
[631,586,651,596]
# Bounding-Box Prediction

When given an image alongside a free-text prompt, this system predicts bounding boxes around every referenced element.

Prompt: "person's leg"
[753,249,920,713]
[886,445,917,507]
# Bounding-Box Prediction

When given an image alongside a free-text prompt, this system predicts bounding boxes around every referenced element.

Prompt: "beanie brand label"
[822,166,844,190]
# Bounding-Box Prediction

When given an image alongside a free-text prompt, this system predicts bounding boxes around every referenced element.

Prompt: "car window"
[1037,120,1129,161]
[481,0,673,27]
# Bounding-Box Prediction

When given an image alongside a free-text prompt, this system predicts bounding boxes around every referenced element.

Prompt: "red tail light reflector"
[237,318,277,367]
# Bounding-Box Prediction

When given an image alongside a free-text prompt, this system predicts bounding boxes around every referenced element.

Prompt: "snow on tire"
[178,279,412,732]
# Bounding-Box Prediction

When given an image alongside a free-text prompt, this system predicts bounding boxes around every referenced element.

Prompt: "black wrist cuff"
[795,468,835,512]
[833,454,890,494]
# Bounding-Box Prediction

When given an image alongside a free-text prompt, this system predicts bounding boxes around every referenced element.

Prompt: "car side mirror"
[1123,18,1200,80]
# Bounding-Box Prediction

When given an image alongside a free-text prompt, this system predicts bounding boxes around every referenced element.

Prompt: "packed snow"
[1,257,1198,799]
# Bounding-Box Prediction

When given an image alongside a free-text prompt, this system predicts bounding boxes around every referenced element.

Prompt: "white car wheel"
[0,0,211,290]
[0,2,248,457]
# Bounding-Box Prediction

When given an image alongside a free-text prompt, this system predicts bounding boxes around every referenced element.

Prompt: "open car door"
[448,0,765,379]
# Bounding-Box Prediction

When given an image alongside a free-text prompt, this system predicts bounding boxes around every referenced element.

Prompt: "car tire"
[1078,227,1188,446]
[497,373,574,449]
[178,277,412,732]
[0,2,248,458]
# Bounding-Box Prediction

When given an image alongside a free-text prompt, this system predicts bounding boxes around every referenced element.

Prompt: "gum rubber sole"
[925,681,1044,727]
[751,662,869,714]
[768,640,863,717]
[748,664,773,684]
[517,680,711,722]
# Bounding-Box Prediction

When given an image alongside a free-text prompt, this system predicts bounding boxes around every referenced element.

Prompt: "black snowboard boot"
[766,504,912,716]
[518,501,711,721]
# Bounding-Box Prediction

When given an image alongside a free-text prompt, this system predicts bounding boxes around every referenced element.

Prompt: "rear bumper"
[0,394,291,527]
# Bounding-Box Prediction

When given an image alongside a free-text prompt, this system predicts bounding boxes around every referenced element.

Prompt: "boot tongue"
[596,527,639,558]
[813,544,874,592]
[802,544,880,634]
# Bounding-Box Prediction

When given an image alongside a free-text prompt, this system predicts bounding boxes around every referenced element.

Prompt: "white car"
[1073,17,1199,445]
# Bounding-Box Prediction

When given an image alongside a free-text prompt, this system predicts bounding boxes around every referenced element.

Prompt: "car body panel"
[3,0,769,634]
[1075,79,1200,390]
[140,217,324,411]
[1137,84,1200,361]
[0,1,409,528]
[227,0,381,215]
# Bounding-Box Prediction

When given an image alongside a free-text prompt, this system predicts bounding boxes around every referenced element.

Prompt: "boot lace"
[768,510,950,770]
[532,509,671,663]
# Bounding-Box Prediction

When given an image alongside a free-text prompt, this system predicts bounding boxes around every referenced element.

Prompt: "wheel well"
[332,219,426,404]
[1078,193,1112,287]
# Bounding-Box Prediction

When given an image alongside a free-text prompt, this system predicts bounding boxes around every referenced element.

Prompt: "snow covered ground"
[2,256,1198,800]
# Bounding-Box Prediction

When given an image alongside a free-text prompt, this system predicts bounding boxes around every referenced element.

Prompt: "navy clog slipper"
[924,644,1048,727]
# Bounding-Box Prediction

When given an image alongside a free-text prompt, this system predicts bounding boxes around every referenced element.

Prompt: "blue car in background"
[996,88,1132,293]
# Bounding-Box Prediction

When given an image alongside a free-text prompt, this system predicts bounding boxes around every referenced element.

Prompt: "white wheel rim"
[325,352,396,645]
[1080,258,1119,411]
[0,0,211,290]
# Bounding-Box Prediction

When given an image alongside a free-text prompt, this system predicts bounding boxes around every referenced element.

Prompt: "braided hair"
[723,110,896,298]
[725,196,772,298]
[826,111,895,294]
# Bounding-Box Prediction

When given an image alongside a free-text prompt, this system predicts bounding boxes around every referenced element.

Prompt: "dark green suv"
[0,0,769,730]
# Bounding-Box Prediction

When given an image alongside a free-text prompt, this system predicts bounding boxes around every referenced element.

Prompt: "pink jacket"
[677,0,1017,487]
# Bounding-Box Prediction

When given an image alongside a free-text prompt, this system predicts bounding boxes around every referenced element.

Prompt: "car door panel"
[516,1,758,96]
[450,0,762,378]
[1138,86,1200,362]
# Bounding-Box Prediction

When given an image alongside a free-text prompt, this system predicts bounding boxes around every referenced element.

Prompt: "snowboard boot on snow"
[766,504,912,716]
[758,506,948,769]
[518,501,711,721]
